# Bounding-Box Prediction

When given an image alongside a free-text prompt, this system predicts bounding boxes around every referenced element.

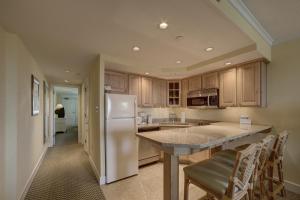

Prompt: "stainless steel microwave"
[187,88,219,109]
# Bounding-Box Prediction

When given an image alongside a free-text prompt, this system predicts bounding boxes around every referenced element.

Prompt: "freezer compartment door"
[105,118,138,183]
[105,94,136,119]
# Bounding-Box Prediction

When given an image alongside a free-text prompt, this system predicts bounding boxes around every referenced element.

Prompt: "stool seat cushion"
[184,159,234,197]
[212,149,237,167]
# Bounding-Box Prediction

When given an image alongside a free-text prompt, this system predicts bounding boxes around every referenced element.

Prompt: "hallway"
[25,130,106,200]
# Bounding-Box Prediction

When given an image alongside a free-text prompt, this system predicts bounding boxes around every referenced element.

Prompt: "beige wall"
[172,38,300,186]
[87,58,101,175]
[0,26,49,199]
[83,55,106,182]
[0,25,6,199]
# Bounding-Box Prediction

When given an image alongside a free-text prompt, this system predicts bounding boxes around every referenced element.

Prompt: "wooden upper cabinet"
[202,72,219,89]
[237,61,267,107]
[219,68,237,107]
[141,77,153,107]
[181,79,189,107]
[188,75,202,91]
[152,79,166,107]
[105,70,128,94]
[128,75,142,106]
[167,80,181,107]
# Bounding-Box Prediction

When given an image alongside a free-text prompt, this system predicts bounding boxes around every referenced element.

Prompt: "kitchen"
[1,1,300,200]
[102,58,275,200]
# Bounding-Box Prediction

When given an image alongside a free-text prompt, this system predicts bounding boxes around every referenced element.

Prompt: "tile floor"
[102,162,205,200]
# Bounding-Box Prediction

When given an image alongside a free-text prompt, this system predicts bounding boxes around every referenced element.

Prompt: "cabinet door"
[160,80,167,107]
[152,79,166,107]
[153,79,167,107]
[181,79,189,107]
[129,75,142,107]
[105,71,128,93]
[167,81,181,107]
[219,68,237,107]
[141,77,153,107]
[188,75,202,91]
[202,72,219,89]
[237,62,261,106]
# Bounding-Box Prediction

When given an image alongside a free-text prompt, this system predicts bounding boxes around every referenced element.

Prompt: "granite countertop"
[136,122,272,149]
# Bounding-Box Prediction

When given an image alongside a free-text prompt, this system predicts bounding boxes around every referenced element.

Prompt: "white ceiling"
[242,0,300,44]
[2,0,297,83]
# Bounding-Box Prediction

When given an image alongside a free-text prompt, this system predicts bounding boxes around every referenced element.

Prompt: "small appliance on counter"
[147,114,152,124]
[138,112,148,124]
[240,115,252,125]
[240,115,252,129]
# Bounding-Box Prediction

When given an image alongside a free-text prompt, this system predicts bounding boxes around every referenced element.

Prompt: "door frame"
[49,85,81,147]
[43,81,50,144]
[82,81,89,153]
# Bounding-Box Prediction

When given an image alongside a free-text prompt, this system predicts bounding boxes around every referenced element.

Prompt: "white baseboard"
[273,176,300,194]
[285,180,300,194]
[88,155,100,181]
[18,146,48,200]
[100,176,106,185]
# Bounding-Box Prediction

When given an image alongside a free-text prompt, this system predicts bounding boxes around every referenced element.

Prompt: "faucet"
[169,113,176,124]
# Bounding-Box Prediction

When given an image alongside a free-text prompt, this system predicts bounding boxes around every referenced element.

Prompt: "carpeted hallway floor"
[25,129,106,200]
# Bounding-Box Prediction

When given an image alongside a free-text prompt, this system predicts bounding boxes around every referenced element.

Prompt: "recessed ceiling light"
[132,46,140,52]
[159,22,168,30]
[176,60,182,64]
[65,69,70,73]
[205,47,214,52]
[145,72,150,75]
[225,62,232,66]
[64,80,70,83]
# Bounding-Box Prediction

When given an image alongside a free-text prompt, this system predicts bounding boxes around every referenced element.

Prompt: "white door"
[106,118,138,183]
[105,94,136,119]
[62,97,77,128]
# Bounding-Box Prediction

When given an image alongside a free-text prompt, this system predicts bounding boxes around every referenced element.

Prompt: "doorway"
[53,86,79,146]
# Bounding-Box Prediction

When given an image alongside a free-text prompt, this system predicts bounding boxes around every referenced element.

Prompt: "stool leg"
[184,174,190,200]
[268,165,274,200]
[260,174,265,199]
[278,161,286,197]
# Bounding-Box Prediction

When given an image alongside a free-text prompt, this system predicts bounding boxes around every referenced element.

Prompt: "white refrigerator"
[105,93,138,183]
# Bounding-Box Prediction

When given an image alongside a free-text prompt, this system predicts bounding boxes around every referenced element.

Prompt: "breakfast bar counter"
[136,122,272,200]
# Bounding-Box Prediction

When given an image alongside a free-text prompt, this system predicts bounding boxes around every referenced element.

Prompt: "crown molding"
[228,0,274,46]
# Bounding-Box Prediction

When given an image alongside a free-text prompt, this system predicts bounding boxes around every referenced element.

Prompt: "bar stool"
[212,135,276,199]
[183,143,262,200]
[266,131,289,200]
